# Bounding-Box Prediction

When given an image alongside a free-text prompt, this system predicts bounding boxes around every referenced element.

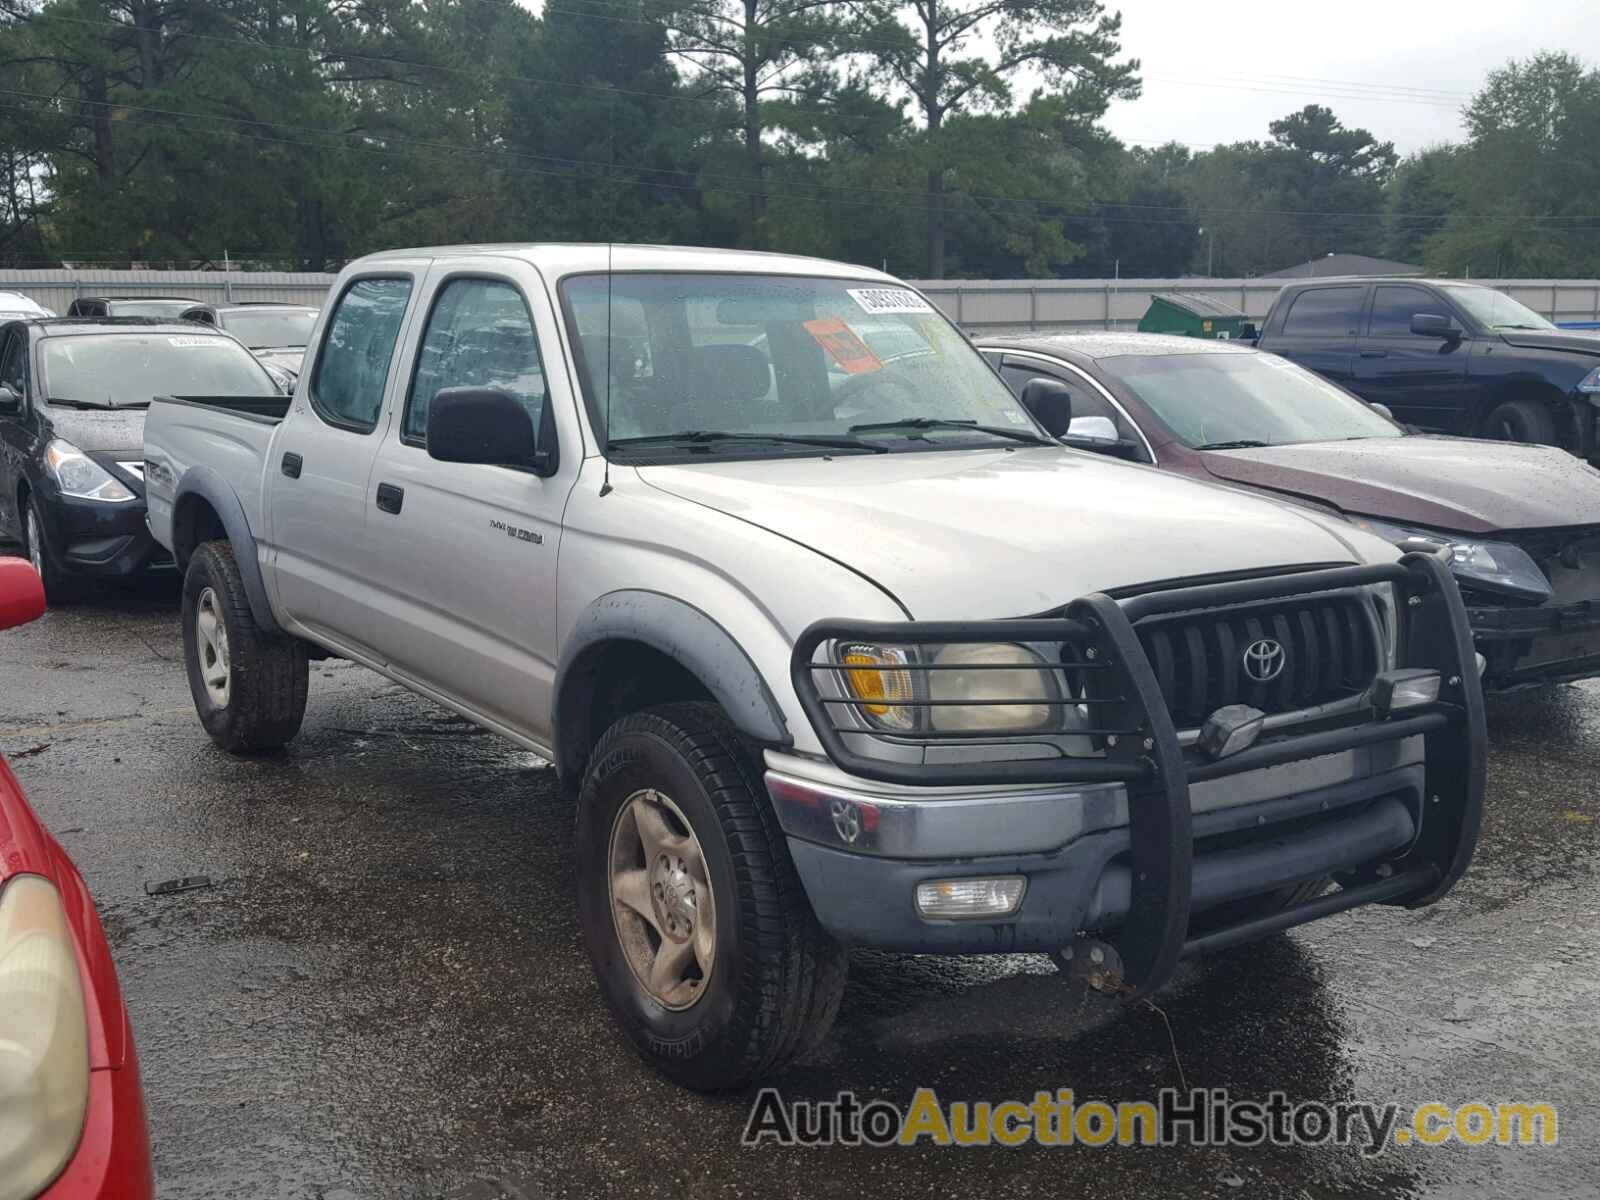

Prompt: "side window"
[0,331,26,398]
[404,278,547,446]
[1368,286,1445,337]
[1281,287,1363,337]
[309,277,413,433]
[1000,363,1137,441]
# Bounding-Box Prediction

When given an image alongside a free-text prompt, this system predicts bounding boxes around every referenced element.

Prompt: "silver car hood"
[638,446,1384,619]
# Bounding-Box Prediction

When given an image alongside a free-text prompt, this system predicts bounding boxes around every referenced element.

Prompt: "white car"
[142,245,1486,1089]
[0,291,54,320]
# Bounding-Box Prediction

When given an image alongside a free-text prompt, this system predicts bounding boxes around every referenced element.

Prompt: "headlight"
[44,439,135,503]
[838,642,1057,734]
[1578,366,1600,394]
[0,876,90,1200]
[1349,515,1552,604]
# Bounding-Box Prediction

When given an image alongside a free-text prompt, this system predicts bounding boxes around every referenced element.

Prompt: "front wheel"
[181,541,308,753]
[1482,399,1558,446]
[22,497,72,604]
[576,702,846,1090]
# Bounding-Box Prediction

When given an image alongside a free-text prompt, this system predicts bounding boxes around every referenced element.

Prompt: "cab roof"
[25,317,227,338]
[344,242,899,283]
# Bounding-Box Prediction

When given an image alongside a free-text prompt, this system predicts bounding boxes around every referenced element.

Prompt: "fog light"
[1373,668,1441,715]
[915,876,1026,920]
[1198,704,1266,760]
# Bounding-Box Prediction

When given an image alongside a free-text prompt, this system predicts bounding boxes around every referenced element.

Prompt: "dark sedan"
[178,302,319,383]
[980,331,1600,692]
[0,318,280,600]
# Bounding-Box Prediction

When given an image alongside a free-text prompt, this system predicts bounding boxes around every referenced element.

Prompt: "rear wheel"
[1482,398,1558,446]
[576,702,845,1090]
[181,541,308,753]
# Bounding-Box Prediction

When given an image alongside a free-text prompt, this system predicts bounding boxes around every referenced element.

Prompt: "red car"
[0,557,153,1200]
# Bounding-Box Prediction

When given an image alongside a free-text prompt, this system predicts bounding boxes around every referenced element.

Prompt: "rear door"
[361,258,579,747]
[1263,284,1365,386]
[263,266,422,650]
[1351,283,1473,432]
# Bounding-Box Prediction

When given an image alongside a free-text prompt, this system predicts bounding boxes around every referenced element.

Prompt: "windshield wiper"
[848,417,1052,446]
[608,430,888,454]
[1195,439,1271,450]
[46,396,147,410]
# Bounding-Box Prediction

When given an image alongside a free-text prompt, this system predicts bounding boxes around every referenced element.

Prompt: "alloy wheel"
[195,587,232,706]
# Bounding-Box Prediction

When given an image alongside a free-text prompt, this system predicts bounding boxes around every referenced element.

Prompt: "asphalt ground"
[1,573,1595,1199]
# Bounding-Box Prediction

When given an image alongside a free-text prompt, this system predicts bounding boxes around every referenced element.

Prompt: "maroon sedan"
[979,332,1600,692]
[0,557,154,1199]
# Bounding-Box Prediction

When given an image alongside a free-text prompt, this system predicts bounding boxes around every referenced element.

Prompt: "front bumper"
[1470,600,1600,691]
[781,554,1485,995]
[34,490,163,578]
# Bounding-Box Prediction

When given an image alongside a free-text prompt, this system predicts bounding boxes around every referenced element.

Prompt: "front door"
[1351,283,1474,433]
[264,271,420,649]
[1267,284,1366,386]
[363,261,578,748]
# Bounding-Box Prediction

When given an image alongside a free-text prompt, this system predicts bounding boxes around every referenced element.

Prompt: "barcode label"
[847,287,934,315]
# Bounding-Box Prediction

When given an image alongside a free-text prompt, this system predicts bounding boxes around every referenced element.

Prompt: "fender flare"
[553,590,790,779]
[172,465,282,633]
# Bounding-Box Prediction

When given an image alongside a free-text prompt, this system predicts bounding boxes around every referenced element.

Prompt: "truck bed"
[144,394,289,557]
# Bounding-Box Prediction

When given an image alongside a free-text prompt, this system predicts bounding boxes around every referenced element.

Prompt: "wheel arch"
[171,466,281,633]
[553,591,791,784]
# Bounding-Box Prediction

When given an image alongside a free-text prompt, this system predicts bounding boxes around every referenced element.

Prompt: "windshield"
[107,299,199,318]
[560,273,1039,454]
[1438,285,1554,331]
[222,309,318,349]
[41,333,275,407]
[1096,351,1403,449]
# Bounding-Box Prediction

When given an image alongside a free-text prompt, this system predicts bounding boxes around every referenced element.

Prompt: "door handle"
[375,482,404,515]
[1359,349,1388,359]
[281,452,303,478]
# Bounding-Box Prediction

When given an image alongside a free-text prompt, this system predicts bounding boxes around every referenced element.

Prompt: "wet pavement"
[1,574,1595,1199]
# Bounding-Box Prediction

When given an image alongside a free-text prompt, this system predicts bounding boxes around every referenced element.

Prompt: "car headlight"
[1349,516,1552,604]
[1577,366,1600,394]
[0,875,90,1200]
[838,642,1057,734]
[44,439,135,503]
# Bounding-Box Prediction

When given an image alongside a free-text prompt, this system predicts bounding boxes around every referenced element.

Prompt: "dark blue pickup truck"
[1253,277,1600,461]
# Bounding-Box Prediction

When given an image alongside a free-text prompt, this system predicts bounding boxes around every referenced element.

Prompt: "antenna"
[599,90,615,497]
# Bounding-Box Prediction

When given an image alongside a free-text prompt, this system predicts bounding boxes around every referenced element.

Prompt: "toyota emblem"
[1243,638,1287,683]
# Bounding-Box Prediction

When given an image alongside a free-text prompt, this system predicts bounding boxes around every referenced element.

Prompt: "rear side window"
[310,277,413,433]
[403,278,547,446]
[1368,285,1443,336]
[1281,287,1363,337]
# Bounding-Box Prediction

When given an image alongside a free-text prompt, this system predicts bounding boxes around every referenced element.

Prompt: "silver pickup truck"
[144,244,1485,1090]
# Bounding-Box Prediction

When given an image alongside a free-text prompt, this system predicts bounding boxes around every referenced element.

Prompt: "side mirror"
[1063,415,1120,446]
[1410,312,1459,339]
[427,387,557,476]
[1369,402,1396,421]
[0,385,18,414]
[1018,377,1074,438]
[0,557,46,629]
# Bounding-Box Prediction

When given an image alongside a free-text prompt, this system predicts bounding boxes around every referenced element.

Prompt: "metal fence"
[0,269,337,315]
[909,278,1600,333]
[6,270,1600,333]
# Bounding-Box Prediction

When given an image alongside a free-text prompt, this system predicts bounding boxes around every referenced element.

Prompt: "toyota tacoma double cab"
[143,245,1485,1090]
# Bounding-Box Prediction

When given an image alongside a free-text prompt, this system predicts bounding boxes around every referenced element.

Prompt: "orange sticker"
[804,318,883,375]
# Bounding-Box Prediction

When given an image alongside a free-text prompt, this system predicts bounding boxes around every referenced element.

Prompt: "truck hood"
[1495,329,1600,357]
[1198,437,1600,535]
[42,405,146,454]
[638,447,1381,619]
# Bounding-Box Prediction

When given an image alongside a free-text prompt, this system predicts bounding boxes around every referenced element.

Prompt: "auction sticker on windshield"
[804,317,884,375]
[169,337,226,347]
[848,287,935,315]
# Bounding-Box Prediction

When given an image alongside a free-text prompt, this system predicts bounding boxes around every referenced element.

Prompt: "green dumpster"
[1137,292,1249,339]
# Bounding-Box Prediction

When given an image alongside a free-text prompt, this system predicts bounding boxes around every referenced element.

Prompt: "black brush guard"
[790,553,1485,998]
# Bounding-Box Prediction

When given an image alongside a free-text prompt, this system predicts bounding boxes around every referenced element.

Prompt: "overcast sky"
[522,1,1600,158]
[1104,0,1600,155]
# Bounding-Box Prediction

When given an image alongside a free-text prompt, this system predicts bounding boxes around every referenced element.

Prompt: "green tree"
[1383,144,1457,265]
[856,0,1138,277]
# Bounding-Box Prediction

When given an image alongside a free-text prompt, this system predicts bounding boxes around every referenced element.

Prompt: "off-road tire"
[576,701,846,1090]
[1482,398,1558,446]
[181,540,308,753]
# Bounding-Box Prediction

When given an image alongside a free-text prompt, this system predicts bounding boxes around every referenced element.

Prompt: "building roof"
[1262,254,1423,279]
[1148,291,1246,318]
